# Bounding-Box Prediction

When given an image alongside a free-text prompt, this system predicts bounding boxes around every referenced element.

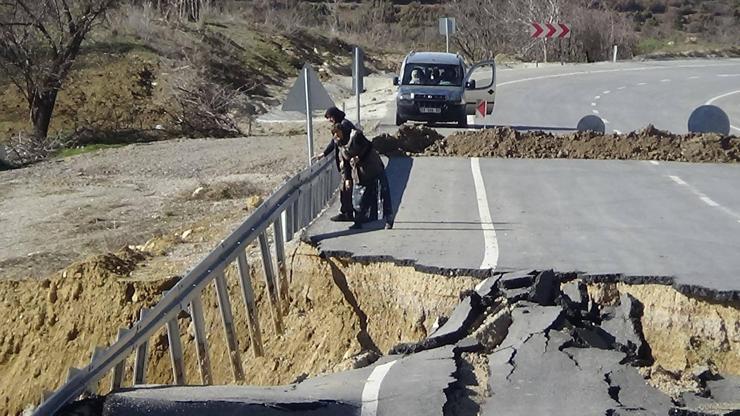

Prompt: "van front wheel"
[395,113,405,126]
[457,115,468,128]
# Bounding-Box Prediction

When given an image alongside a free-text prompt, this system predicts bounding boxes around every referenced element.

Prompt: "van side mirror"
[466,79,476,89]
[393,76,399,86]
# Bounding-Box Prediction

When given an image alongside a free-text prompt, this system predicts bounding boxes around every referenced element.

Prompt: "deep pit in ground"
[1,242,476,416]
[2,242,738,415]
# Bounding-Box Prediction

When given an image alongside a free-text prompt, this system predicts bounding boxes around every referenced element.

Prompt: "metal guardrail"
[32,157,340,415]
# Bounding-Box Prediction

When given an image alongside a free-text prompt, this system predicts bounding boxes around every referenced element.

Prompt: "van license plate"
[420,107,441,114]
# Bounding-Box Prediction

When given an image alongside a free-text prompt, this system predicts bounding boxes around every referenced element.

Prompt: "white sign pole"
[303,67,314,166]
[613,45,618,63]
[354,47,361,130]
[445,20,450,53]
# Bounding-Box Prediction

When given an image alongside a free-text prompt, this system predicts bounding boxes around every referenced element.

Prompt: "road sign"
[282,65,334,114]
[282,64,335,166]
[439,17,456,53]
[530,22,570,39]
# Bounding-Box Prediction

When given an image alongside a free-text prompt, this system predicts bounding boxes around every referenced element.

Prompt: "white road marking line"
[732,125,740,132]
[591,102,597,106]
[595,95,601,100]
[638,82,647,86]
[717,74,740,77]
[471,158,499,270]
[667,175,740,223]
[603,90,611,94]
[592,110,600,114]
[650,161,660,165]
[617,86,626,90]
[603,118,610,124]
[688,76,700,79]
[705,89,740,105]
[660,79,671,82]
[361,360,397,416]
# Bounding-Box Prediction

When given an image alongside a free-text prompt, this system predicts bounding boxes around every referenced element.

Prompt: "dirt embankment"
[1,242,475,416]
[373,125,740,163]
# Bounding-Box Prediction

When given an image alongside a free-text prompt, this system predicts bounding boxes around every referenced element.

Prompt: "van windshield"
[402,63,463,86]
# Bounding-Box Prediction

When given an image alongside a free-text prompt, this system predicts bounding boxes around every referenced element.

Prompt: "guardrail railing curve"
[32,157,340,416]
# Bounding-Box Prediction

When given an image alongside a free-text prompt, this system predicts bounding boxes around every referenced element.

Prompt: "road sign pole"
[613,45,618,63]
[354,47,361,130]
[303,67,314,166]
[445,22,449,53]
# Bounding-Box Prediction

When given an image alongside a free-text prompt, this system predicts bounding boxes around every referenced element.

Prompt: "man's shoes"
[330,213,354,222]
[384,220,393,230]
[349,222,363,230]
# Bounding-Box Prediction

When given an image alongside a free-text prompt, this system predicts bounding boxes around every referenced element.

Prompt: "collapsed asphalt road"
[65,269,739,416]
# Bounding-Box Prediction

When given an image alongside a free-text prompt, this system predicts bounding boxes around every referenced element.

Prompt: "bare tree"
[0,0,118,139]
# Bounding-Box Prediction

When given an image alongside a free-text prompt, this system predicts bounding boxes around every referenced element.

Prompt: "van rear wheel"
[395,113,405,126]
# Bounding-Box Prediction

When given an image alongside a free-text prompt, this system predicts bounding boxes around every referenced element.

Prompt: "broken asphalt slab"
[101,347,456,416]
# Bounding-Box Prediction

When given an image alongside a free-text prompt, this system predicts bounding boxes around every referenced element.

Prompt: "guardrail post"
[110,328,128,391]
[85,347,105,395]
[166,318,186,385]
[273,216,290,310]
[258,232,284,333]
[133,308,150,385]
[189,294,212,385]
[284,204,294,242]
[213,271,245,382]
[236,251,264,357]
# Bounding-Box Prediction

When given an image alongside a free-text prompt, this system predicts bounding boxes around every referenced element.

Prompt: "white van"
[393,52,496,127]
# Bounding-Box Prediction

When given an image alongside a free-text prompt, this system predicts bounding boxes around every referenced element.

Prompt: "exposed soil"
[372,125,443,157]
[415,126,740,163]
[1,242,476,416]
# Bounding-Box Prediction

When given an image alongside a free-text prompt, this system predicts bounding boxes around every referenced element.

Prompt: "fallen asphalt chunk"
[496,303,563,351]
[600,293,648,359]
[528,270,559,306]
[497,270,537,290]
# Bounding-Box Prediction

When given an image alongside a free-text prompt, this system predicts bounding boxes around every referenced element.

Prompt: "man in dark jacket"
[314,107,355,222]
[332,124,394,230]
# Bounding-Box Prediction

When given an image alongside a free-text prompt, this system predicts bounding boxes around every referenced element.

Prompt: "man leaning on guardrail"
[313,106,356,222]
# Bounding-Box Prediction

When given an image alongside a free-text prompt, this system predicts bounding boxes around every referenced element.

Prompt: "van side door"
[462,60,496,115]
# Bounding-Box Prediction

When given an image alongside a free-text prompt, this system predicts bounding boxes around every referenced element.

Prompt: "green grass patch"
[57,143,126,158]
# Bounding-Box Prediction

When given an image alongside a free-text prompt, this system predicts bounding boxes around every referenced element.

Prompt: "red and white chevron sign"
[531,22,571,39]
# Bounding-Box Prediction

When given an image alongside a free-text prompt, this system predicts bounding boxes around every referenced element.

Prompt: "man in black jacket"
[314,107,356,222]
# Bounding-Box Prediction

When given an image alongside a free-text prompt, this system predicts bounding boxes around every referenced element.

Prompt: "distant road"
[377,59,740,136]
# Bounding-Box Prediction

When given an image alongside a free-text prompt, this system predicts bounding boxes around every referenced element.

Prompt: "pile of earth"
[372,125,443,156]
[418,125,739,163]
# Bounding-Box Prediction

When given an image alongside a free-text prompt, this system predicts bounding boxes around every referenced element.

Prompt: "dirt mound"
[372,125,443,156]
[424,126,740,163]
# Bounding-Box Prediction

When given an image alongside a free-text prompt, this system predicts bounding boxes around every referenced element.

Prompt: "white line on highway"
[650,161,660,165]
[591,102,597,106]
[732,125,740,132]
[603,90,611,94]
[617,86,626,90]
[592,110,600,114]
[637,82,647,86]
[717,74,740,77]
[361,360,397,416]
[705,89,740,105]
[603,118,610,124]
[471,158,499,270]
[688,76,700,80]
[667,175,740,222]
[660,79,671,82]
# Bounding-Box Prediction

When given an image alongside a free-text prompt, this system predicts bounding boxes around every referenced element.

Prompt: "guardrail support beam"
[213,271,245,382]
[258,232,284,334]
[166,318,186,385]
[110,328,128,391]
[190,294,212,385]
[273,217,290,310]
[133,308,150,385]
[236,251,264,357]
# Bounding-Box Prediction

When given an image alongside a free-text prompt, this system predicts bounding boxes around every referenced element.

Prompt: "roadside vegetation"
[0,0,737,167]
